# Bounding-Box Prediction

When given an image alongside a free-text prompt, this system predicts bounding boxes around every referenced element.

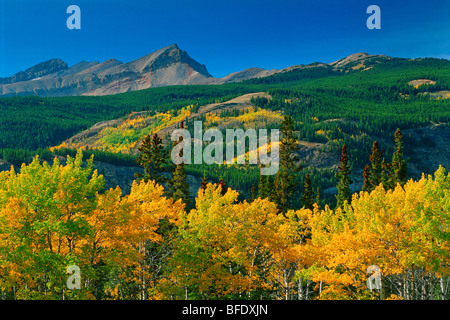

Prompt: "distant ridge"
[0,46,393,97]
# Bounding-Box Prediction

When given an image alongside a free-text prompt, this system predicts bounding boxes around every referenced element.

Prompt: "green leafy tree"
[0,150,104,299]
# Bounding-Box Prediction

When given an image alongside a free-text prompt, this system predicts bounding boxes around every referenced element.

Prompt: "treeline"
[0,148,53,167]
[53,147,139,167]
[243,64,342,85]
[0,147,139,168]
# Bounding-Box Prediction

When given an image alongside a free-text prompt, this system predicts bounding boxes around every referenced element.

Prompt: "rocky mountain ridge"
[0,45,390,97]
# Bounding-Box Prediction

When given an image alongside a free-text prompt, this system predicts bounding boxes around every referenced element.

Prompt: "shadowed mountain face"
[0,45,390,97]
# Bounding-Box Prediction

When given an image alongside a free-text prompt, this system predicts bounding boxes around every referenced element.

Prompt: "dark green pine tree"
[335,144,353,209]
[258,170,274,200]
[381,158,394,190]
[135,132,169,185]
[266,175,274,201]
[391,128,408,187]
[301,174,314,211]
[250,184,256,201]
[368,141,383,191]
[170,163,191,207]
[200,173,208,193]
[258,174,268,199]
[218,176,227,196]
[273,115,301,213]
[315,186,321,211]
[362,164,371,193]
[169,120,191,208]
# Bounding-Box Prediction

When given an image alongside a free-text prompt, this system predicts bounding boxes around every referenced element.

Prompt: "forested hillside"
[1,57,449,206]
[0,56,449,300]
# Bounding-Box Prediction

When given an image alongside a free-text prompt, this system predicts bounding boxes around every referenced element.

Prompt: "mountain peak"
[123,44,211,77]
[167,43,179,50]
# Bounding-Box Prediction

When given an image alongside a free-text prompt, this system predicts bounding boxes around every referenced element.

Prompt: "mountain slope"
[0,47,396,97]
[0,44,213,97]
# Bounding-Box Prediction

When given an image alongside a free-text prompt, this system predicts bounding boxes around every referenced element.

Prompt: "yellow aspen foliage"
[0,150,184,300]
[300,166,450,300]
[0,147,448,300]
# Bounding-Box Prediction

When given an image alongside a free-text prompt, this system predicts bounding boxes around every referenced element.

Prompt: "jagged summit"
[0,48,393,97]
[0,45,214,97]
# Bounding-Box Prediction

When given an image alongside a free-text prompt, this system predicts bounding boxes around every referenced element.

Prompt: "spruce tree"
[273,115,301,212]
[170,163,191,208]
[391,128,407,187]
[135,132,169,184]
[258,174,268,199]
[200,173,208,192]
[362,164,371,193]
[335,144,352,209]
[266,175,274,201]
[250,184,256,201]
[258,169,274,200]
[218,176,227,196]
[368,141,383,190]
[315,186,321,211]
[381,158,394,190]
[169,120,191,208]
[301,174,314,211]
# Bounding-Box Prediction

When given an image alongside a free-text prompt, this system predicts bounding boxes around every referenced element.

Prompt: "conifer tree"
[273,115,301,212]
[169,120,191,208]
[368,141,383,190]
[135,132,169,185]
[381,158,394,190]
[170,164,191,208]
[301,174,314,211]
[258,166,276,201]
[200,173,208,192]
[391,128,408,187]
[316,186,321,211]
[266,175,274,201]
[258,174,268,199]
[218,177,227,196]
[250,184,256,201]
[362,164,371,193]
[335,144,352,208]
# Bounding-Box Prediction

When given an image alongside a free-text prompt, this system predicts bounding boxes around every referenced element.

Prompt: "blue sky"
[0,0,449,78]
